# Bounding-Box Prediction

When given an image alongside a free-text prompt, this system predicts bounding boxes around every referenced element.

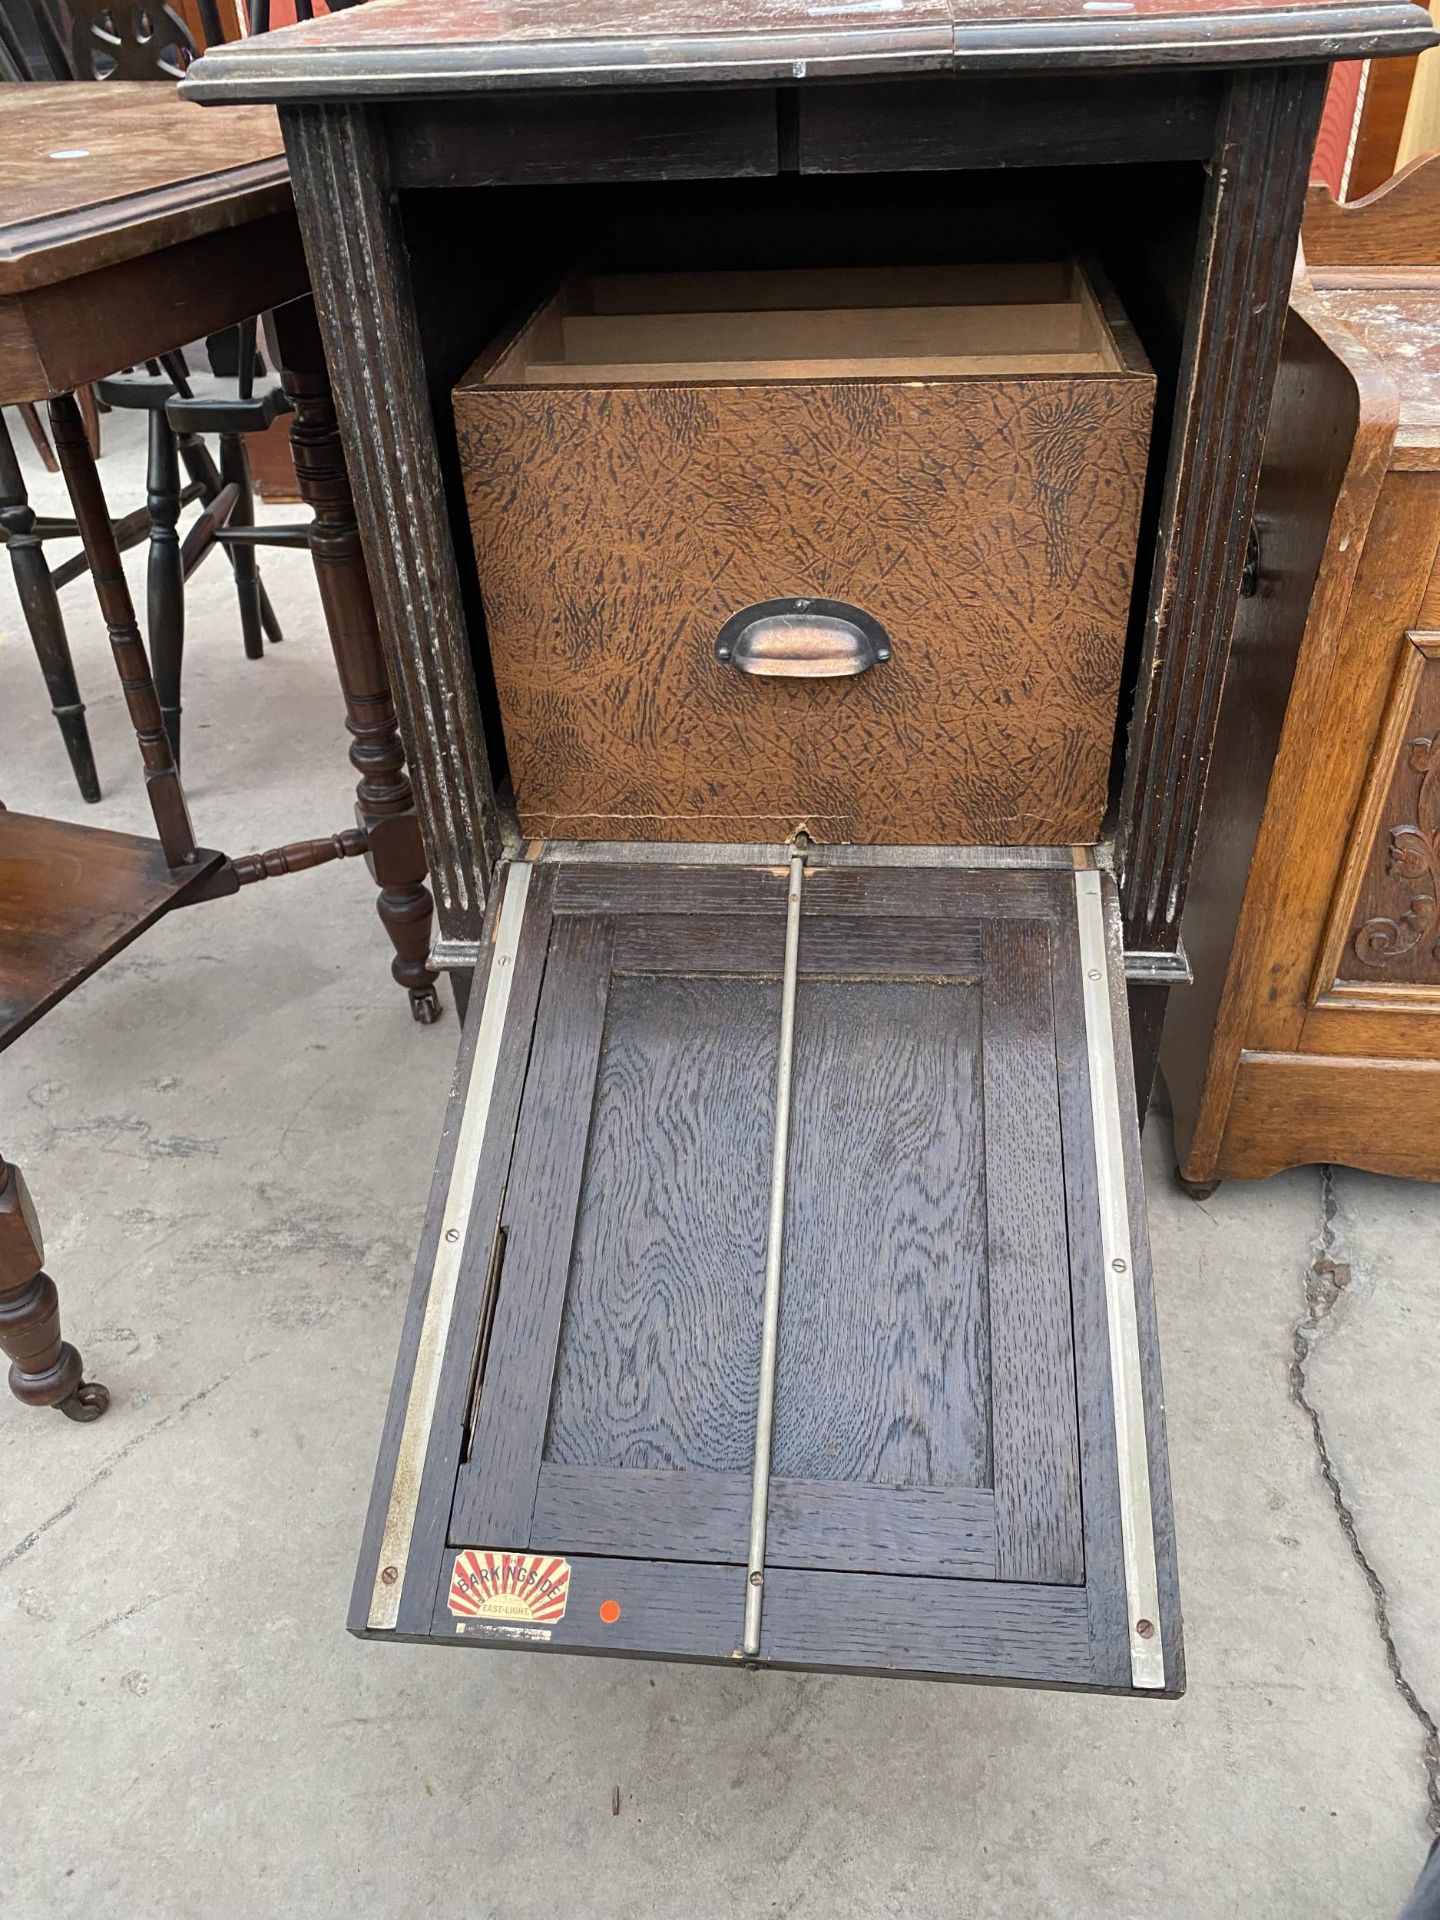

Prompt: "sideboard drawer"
[455,261,1154,845]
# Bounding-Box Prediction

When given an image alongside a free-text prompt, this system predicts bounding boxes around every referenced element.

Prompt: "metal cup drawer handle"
[715,598,892,679]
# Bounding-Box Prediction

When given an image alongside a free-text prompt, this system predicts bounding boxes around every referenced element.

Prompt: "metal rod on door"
[742,846,806,1657]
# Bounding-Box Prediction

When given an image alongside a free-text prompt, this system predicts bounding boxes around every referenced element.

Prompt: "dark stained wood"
[553,860,1061,919]
[147,405,187,763]
[0,411,99,800]
[1,211,307,406]
[455,262,1153,846]
[981,920,1083,1584]
[0,86,286,295]
[797,72,1219,172]
[176,0,1364,1687]
[180,0,1435,104]
[1117,64,1330,957]
[0,1152,109,1421]
[49,392,198,868]
[757,1567,1092,1686]
[281,103,499,957]
[390,865,559,1635]
[530,1466,998,1576]
[420,862,1167,1684]
[385,91,779,190]
[546,970,775,1476]
[454,912,616,1544]
[271,294,442,1021]
[426,1545,1102,1688]
[609,911,983,975]
[0,810,224,1050]
[776,975,991,1494]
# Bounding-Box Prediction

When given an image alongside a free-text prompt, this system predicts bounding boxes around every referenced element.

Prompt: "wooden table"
[180,0,1434,1692]
[0,84,438,1426]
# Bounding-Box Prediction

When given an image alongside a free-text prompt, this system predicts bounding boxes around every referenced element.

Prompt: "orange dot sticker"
[599,1599,621,1625]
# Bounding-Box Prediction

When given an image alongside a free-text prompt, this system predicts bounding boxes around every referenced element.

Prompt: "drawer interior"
[356,848,1181,1695]
[474,260,1139,386]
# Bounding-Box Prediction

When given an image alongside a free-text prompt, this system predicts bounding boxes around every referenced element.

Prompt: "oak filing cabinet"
[185,0,1435,1693]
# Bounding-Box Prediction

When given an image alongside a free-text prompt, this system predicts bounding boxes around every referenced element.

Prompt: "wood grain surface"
[530,1464,997,1575]
[774,976,991,1490]
[0,811,223,1050]
[1163,245,1440,1182]
[364,856,1176,1683]
[181,0,1437,104]
[1304,149,1440,269]
[981,920,1084,1584]
[1160,296,1388,1175]
[1223,1050,1440,1180]
[457,350,1152,845]
[0,85,286,296]
[455,865,1091,1587]
[545,971,776,1473]
[455,912,615,1544]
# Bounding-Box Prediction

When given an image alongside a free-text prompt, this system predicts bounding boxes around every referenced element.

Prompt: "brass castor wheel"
[409,984,443,1025]
[56,1378,110,1422]
[1175,1167,1221,1202]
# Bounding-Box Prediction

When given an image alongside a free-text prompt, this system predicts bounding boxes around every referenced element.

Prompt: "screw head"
[1135,1618,1155,1639]
[748,1571,763,1587]
[1112,1257,1128,1273]
[380,1565,399,1586]
[445,1228,460,1243]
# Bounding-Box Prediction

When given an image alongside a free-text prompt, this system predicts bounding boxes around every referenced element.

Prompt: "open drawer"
[353,848,1181,1694]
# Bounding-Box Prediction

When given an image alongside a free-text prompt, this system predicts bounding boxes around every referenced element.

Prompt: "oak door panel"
[451,878,1085,1589]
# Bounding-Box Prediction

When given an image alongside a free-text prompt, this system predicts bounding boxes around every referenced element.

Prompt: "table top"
[0,85,287,297]
[181,0,1436,101]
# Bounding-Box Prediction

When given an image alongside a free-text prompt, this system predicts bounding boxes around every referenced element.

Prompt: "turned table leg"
[0,1154,109,1422]
[271,298,441,1024]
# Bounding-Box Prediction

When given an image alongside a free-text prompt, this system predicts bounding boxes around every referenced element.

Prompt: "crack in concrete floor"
[1291,1164,1440,1832]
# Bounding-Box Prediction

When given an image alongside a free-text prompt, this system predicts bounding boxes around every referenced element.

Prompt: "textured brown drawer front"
[456,264,1154,845]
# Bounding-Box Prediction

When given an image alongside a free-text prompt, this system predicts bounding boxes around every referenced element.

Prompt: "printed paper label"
[448,1550,571,1640]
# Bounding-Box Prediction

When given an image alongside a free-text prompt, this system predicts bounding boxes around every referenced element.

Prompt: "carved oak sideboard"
[1165,153,1440,1187]
[183,1,1432,1692]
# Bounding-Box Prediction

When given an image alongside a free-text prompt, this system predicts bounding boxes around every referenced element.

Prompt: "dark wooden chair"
[0,0,340,779]
[3,313,440,1422]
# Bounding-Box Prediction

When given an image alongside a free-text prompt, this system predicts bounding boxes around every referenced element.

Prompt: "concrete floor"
[3,411,1439,1919]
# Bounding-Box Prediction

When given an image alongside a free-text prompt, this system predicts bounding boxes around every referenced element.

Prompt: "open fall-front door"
[354,850,1181,1695]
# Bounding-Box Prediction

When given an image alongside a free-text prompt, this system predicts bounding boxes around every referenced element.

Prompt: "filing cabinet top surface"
[181,0,1436,103]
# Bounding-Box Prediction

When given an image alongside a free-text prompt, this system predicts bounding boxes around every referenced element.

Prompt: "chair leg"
[0,411,100,802]
[177,430,284,650]
[219,432,267,659]
[146,408,185,765]
[17,402,59,474]
[272,298,442,1024]
[77,385,101,459]
[0,1154,109,1423]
